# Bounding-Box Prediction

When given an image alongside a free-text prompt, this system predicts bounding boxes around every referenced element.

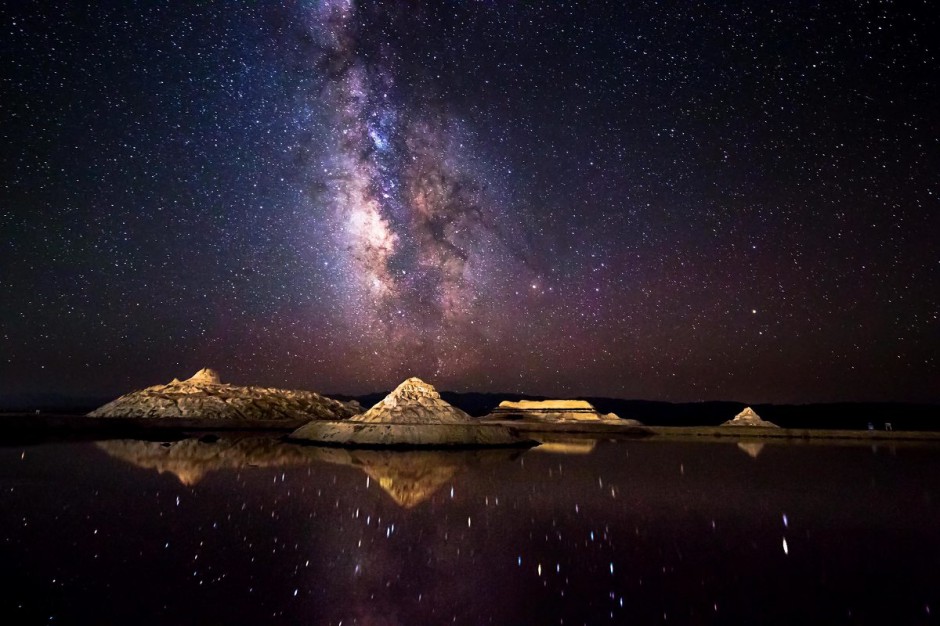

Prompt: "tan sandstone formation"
[487,399,627,423]
[88,368,359,422]
[289,377,536,448]
[352,377,473,424]
[722,407,779,428]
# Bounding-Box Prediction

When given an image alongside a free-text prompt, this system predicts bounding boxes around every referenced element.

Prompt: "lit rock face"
[350,377,473,424]
[289,377,535,447]
[488,399,623,423]
[722,407,779,428]
[88,369,359,421]
[186,367,221,385]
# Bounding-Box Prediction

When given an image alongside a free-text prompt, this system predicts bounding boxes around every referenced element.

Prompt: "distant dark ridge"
[334,392,939,432]
[6,391,938,431]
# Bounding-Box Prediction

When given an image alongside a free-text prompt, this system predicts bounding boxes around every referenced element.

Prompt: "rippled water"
[1,436,938,624]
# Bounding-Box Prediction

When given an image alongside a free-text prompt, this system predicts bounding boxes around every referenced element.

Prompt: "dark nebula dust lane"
[1,1,937,402]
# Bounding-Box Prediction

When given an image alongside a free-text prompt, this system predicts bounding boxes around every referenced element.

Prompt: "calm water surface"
[0,436,938,625]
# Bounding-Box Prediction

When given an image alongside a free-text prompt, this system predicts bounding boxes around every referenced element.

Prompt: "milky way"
[1,0,937,402]
[306,0,536,379]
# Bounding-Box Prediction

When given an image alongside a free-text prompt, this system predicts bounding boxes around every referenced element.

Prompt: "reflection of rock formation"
[290,378,533,447]
[99,436,525,506]
[304,447,524,508]
[486,399,632,423]
[89,369,359,421]
[97,437,315,485]
[531,437,598,455]
[736,442,766,459]
[722,407,779,428]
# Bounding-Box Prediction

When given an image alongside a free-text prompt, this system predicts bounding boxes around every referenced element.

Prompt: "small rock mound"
[88,369,359,422]
[187,367,221,385]
[351,377,473,425]
[722,407,779,428]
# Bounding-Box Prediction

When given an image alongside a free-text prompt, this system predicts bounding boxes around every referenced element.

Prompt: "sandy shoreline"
[2,413,939,446]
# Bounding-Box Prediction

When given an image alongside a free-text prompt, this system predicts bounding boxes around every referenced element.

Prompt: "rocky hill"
[350,377,474,424]
[290,377,534,447]
[88,368,359,421]
[721,407,779,428]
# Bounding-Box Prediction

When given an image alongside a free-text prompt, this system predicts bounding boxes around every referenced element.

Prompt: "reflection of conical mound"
[97,437,314,484]
[303,447,523,508]
[359,454,458,508]
[737,442,766,459]
[531,437,598,455]
[171,466,207,486]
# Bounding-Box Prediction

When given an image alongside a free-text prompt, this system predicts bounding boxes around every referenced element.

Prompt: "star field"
[1,1,937,402]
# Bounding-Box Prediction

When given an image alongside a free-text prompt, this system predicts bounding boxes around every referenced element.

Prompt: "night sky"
[2,1,937,403]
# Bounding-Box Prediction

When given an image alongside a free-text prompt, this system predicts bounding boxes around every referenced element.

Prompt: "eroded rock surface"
[289,377,535,447]
[722,407,779,428]
[487,399,628,423]
[88,369,359,421]
[350,377,474,424]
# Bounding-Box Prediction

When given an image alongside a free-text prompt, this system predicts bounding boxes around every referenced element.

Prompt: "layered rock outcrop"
[722,407,779,428]
[487,399,624,423]
[88,369,359,422]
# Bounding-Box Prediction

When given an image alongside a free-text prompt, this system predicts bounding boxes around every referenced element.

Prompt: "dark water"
[0,436,938,625]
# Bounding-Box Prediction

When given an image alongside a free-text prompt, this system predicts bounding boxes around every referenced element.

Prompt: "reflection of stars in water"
[8,440,940,622]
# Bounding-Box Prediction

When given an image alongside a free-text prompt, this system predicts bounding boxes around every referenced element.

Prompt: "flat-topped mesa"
[88,369,359,422]
[350,377,473,425]
[488,399,622,423]
[722,406,779,428]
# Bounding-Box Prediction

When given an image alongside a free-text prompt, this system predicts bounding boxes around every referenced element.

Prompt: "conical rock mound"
[289,377,537,448]
[722,407,779,428]
[88,369,359,422]
[351,377,473,425]
[187,368,221,385]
